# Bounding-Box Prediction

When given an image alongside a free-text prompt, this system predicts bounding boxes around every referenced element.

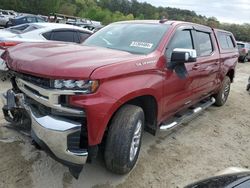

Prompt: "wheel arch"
[106,94,159,137]
[226,69,235,83]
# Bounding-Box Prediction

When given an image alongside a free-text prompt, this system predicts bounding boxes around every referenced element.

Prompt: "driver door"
[162,26,200,117]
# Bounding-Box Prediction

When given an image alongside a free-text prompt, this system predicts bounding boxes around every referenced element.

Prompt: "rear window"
[218,32,235,50]
[1,11,8,15]
[42,31,52,40]
[79,32,91,43]
[196,31,213,56]
[6,24,29,33]
[51,30,76,43]
[7,24,39,34]
[237,43,245,49]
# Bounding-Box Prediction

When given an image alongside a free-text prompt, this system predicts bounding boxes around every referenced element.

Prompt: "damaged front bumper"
[1,90,88,178]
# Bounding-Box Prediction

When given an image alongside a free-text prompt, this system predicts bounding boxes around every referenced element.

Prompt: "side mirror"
[171,48,197,63]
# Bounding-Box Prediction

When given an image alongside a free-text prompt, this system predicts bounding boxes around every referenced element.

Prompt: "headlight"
[53,79,99,93]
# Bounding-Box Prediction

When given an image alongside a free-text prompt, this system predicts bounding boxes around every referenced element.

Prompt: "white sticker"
[130,41,153,49]
[136,60,157,67]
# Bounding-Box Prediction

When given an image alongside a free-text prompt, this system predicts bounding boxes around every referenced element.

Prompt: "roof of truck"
[114,19,212,30]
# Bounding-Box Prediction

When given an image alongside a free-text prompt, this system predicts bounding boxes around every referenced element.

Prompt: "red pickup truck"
[1,20,238,178]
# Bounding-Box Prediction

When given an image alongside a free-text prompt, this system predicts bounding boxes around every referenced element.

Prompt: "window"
[7,24,29,34]
[26,17,36,23]
[37,18,45,22]
[79,32,91,43]
[166,30,194,59]
[196,31,213,56]
[2,11,8,15]
[218,32,235,50]
[73,32,79,43]
[219,34,228,49]
[226,36,235,48]
[51,30,75,42]
[84,23,170,54]
[42,32,52,40]
[22,25,38,33]
[237,43,245,49]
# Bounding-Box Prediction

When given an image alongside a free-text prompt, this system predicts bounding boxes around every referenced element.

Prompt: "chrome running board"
[160,97,215,131]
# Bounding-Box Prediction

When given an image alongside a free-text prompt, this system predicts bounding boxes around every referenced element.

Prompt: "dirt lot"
[0,63,250,188]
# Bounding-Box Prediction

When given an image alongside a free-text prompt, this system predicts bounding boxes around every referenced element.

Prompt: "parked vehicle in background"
[0,10,17,27]
[0,22,92,74]
[67,20,103,32]
[247,76,250,92]
[1,20,238,178]
[0,22,93,44]
[185,168,250,188]
[6,15,46,28]
[237,41,250,63]
[49,13,103,32]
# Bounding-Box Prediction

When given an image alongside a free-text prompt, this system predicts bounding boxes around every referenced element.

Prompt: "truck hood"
[5,42,141,79]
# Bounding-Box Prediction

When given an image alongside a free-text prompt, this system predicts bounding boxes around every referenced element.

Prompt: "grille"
[16,73,51,88]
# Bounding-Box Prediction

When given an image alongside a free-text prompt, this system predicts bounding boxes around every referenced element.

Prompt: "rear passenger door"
[192,27,220,97]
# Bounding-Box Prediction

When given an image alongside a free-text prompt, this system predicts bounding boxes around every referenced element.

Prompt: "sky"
[137,0,250,24]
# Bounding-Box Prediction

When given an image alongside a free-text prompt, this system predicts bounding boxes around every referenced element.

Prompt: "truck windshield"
[84,23,170,54]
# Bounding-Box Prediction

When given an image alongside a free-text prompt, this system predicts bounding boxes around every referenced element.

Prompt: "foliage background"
[0,0,249,41]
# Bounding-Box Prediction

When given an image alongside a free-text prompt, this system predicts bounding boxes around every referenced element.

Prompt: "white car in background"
[0,10,17,27]
[0,22,93,72]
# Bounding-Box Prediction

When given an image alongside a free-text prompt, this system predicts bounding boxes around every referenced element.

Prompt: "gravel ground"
[0,63,250,188]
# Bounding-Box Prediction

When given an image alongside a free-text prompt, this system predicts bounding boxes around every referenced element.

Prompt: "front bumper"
[1,91,88,178]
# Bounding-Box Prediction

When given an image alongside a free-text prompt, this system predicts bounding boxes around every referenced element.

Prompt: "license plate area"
[6,90,25,109]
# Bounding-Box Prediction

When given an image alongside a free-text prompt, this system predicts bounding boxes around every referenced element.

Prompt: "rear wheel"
[214,76,231,106]
[104,104,144,174]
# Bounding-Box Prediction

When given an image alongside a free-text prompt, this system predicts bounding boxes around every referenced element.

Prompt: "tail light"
[0,41,21,49]
[242,48,248,54]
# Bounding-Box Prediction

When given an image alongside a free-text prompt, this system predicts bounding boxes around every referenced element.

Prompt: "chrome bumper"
[1,90,88,174]
[30,111,88,165]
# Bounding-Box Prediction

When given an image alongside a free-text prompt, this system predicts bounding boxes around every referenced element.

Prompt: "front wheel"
[214,76,231,106]
[104,104,144,174]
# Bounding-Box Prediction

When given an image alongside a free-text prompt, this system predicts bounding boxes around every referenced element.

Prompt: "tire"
[247,84,250,91]
[104,104,144,174]
[5,21,9,28]
[243,56,248,63]
[214,76,231,106]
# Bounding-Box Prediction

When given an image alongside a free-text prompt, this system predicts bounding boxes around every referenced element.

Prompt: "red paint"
[4,21,239,146]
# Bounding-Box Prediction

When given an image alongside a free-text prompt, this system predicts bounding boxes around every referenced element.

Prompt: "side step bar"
[160,97,215,131]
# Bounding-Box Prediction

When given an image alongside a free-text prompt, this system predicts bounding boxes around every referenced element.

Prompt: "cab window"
[166,30,194,60]
[196,31,213,56]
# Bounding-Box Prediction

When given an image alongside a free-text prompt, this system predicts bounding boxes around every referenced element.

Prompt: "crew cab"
[0,20,238,178]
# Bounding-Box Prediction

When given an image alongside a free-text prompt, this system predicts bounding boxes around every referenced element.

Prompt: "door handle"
[192,64,200,70]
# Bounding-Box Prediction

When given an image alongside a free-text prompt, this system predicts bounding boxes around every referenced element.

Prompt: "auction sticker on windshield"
[130,41,153,49]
